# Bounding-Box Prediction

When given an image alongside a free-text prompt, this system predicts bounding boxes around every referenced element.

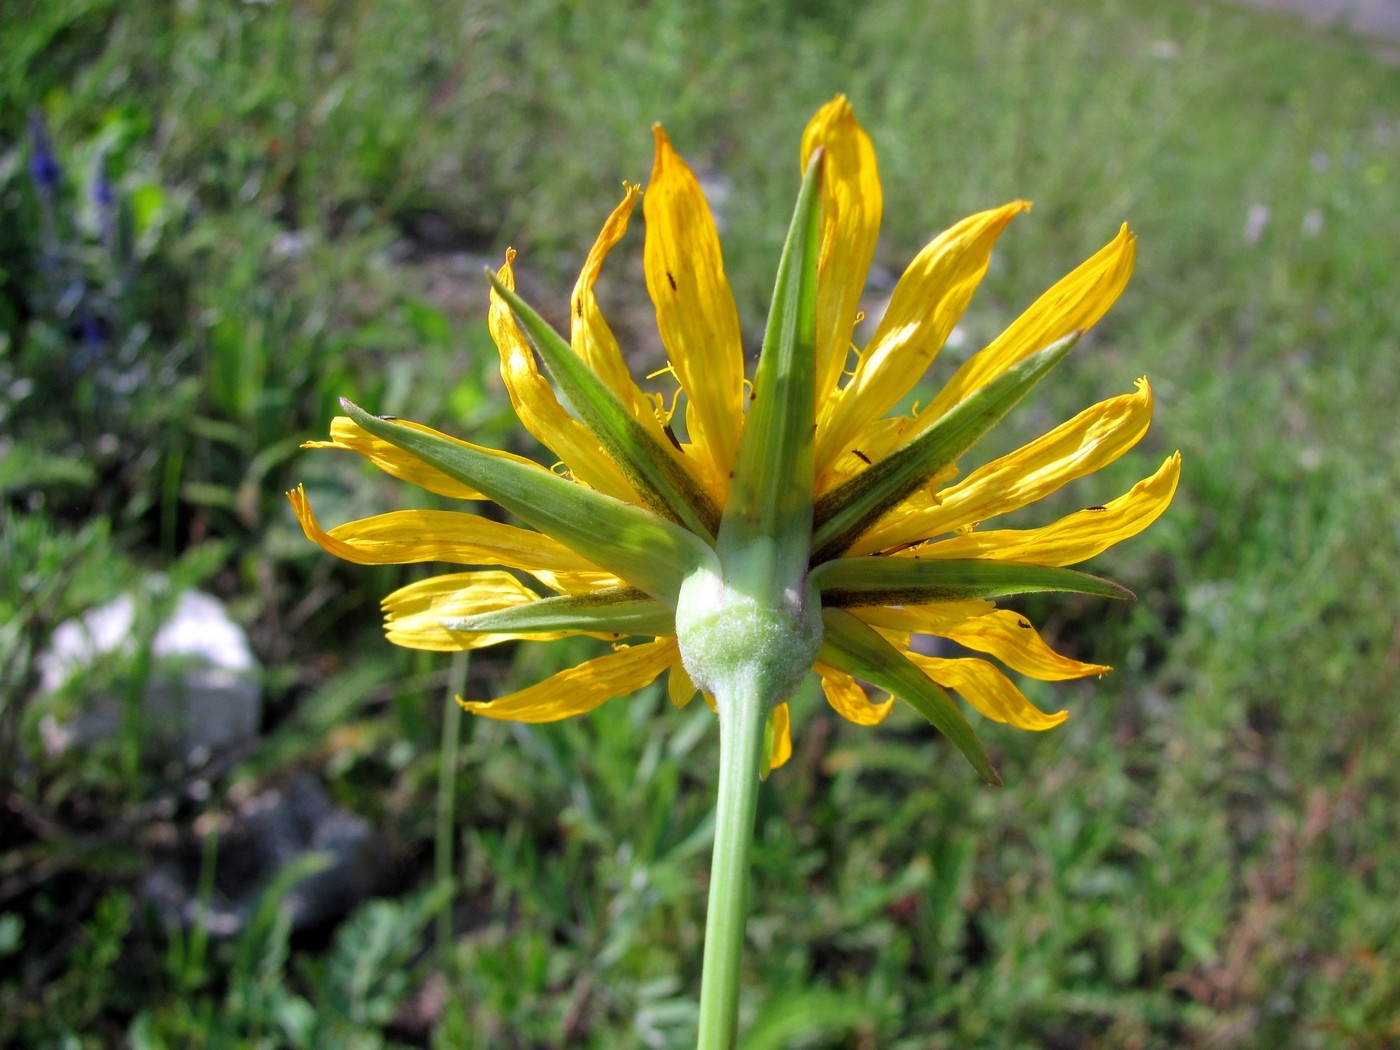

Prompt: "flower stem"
[696,676,769,1049]
[435,651,468,961]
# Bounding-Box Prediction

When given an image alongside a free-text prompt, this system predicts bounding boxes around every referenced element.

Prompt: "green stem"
[435,651,468,961]
[696,676,769,1050]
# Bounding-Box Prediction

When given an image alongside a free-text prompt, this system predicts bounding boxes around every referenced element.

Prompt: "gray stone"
[141,773,390,937]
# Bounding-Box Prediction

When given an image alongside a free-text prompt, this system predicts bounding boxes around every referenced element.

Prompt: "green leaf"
[441,587,674,637]
[811,331,1081,562]
[488,274,721,540]
[340,400,715,605]
[811,556,1134,607]
[819,608,1001,785]
[716,149,823,601]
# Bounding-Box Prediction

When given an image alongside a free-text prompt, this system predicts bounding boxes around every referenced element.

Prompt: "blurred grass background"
[3,0,1398,1047]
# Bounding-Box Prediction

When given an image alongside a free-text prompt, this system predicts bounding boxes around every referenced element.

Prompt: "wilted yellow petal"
[907,653,1067,730]
[814,663,895,726]
[801,96,882,418]
[287,485,604,579]
[490,251,639,501]
[383,571,590,652]
[915,451,1181,566]
[460,637,677,722]
[815,201,1028,482]
[644,125,744,498]
[304,416,540,501]
[919,224,1136,424]
[768,702,793,769]
[851,378,1153,555]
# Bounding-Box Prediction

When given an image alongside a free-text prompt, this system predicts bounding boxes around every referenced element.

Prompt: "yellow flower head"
[289,96,1179,784]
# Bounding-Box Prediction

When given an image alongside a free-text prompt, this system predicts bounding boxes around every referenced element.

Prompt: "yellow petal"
[569,184,713,504]
[460,637,677,722]
[667,656,698,708]
[919,224,1136,424]
[801,96,882,418]
[907,653,1067,730]
[527,568,628,596]
[768,702,793,770]
[851,378,1153,555]
[490,251,639,501]
[915,451,1181,566]
[857,605,1106,681]
[571,185,673,431]
[815,201,1029,482]
[643,125,744,497]
[305,415,540,501]
[813,416,960,498]
[286,485,604,579]
[814,662,895,726]
[382,571,586,652]
[846,600,997,631]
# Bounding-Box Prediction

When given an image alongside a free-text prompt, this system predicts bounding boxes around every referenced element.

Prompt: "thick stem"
[696,676,769,1050]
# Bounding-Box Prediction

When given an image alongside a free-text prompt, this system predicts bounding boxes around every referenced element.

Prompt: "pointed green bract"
[488,274,721,540]
[819,608,1001,786]
[715,150,823,603]
[341,399,715,605]
[811,557,1134,608]
[811,332,1082,563]
[441,587,674,637]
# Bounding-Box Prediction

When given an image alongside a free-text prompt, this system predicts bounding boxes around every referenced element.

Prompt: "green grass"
[3,0,1399,1046]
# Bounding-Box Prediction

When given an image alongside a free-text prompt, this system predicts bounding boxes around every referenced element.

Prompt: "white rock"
[39,586,262,762]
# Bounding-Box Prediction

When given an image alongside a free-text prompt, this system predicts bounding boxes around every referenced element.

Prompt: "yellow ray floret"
[570,184,671,431]
[917,451,1181,566]
[856,605,1108,681]
[768,702,793,770]
[304,416,540,501]
[667,656,699,708]
[460,637,677,722]
[643,126,745,499]
[815,663,896,726]
[815,200,1029,482]
[907,653,1068,730]
[920,223,1137,424]
[287,484,602,578]
[851,378,1154,555]
[800,95,882,416]
[382,571,602,652]
[490,252,640,502]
